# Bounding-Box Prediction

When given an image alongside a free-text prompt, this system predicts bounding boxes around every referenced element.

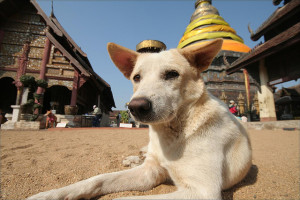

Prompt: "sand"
[0,127,299,200]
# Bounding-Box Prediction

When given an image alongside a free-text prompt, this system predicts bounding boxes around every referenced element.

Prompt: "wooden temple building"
[227,0,300,121]
[178,0,260,117]
[0,0,115,122]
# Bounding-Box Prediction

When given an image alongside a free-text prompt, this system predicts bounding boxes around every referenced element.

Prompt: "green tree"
[120,111,129,123]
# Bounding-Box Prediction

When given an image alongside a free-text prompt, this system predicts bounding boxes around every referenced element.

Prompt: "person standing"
[92,105,102,127]
[116,112,121,127]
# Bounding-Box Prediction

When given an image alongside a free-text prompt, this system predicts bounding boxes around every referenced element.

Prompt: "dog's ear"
[180,39,223,72]
[107,43,139,79]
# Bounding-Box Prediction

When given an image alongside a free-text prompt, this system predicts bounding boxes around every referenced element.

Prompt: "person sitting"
[241,115,248,122]
[92,105,102,127]
[45,110,57,128]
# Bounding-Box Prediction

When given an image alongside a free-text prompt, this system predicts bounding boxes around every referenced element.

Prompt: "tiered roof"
[178,0,250,53]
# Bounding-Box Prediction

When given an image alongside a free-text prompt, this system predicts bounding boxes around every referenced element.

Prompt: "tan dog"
[28,39,252,200]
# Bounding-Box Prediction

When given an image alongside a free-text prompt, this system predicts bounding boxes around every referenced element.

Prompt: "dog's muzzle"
[128,97,152,122]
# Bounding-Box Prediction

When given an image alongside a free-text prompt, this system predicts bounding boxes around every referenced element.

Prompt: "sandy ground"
[0,127,299,200]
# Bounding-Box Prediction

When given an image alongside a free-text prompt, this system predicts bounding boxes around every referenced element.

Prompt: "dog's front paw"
[27,189,74,200]
[27,190,60,200]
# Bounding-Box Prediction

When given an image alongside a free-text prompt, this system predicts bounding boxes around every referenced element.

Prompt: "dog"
[27,39,252,200]
[45,110,57,128]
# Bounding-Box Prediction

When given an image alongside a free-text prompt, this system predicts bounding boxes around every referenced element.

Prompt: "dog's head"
[107,39,222,124]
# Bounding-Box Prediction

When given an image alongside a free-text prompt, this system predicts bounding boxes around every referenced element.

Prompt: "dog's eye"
[133,74,141,82]
[165,70,179,80]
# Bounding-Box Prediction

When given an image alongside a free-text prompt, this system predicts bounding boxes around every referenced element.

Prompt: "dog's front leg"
[27,157,168,200]
[115,189,197,200]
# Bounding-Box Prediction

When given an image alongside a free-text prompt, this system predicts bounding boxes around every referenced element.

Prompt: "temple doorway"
[77,81,99,114]
[43,85,71,114]
[0,77,17,113]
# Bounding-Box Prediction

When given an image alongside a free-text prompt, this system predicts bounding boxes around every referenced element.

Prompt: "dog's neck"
[150,88,213,140]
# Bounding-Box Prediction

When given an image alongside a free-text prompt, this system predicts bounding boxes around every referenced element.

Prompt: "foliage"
[30,114,39,121]
[33,93,43,100]
[120,111,129,123]
[32,103,42,110]
[20,75,37,93]
[20,75,35,87]
[36,79,48,89]
[23,99,34,106]
[20,76,49,121]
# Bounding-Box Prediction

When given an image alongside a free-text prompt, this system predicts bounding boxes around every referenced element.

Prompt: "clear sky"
[36,0,298,110]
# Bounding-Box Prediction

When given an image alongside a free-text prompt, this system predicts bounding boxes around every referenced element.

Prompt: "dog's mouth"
[128,97,175,124]
[131,111,174,125]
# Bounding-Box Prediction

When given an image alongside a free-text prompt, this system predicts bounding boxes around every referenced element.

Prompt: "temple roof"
[250,0,300,41]
[227,0,300,78]
[178,0,250,53]
[0,0,116,109]
[0,0,111,86]
[227,22,300,74]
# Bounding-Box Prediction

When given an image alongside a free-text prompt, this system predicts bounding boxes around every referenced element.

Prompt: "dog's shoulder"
[186,91,245,138]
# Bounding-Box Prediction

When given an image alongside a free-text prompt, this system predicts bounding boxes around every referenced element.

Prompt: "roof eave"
[30,0,63,37]
[227,22,300,74]
[45,31,90,77]
[49,14,88,57]
[251,1,300,41]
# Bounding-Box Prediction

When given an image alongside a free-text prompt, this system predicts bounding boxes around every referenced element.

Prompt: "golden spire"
[192,0,219,21]
[178,0,250,53]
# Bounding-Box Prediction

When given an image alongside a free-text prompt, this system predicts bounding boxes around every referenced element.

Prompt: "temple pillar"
[70,69,80,106]
[0,29,5,48]
[257,59,277,121]
[15,41,30,105]
[64,70,79,115]
[98,94,101,108]
[243,69,251,111]
[37,37,51,95]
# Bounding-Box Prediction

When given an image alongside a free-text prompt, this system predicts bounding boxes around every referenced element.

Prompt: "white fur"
[27,39,252,200]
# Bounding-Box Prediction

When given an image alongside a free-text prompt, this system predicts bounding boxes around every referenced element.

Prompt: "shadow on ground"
[222,164,258,200]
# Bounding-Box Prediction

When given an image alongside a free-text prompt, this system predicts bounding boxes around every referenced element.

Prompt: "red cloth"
[229,106,238,115]
[47,113,56,122]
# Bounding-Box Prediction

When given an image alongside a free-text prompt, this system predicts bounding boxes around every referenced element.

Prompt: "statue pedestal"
[1,105,40,130]
[1,121,15,130]
[1,105,21,130]
[11,105,21,122]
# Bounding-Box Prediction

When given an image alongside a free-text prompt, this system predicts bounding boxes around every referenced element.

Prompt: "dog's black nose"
[128,98,152,118]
